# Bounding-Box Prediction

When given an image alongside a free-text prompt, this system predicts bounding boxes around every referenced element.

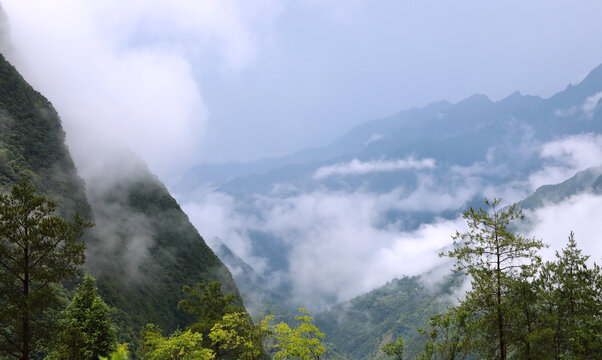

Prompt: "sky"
[2,0,602,175]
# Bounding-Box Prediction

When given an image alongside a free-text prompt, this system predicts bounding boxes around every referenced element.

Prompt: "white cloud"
[554,91,602,119]
[181,180,477,308]
[526,193,602,264]
[528,133,602,190]
[363,133,386,146]
[313,157,436,179]
[583,91,602,118]
[0,0,280,178]
[181,191,269,275]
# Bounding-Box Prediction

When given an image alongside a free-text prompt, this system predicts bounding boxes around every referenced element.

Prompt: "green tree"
[416,307,475,360]
[380,337,404,360]
[268,308,325,360]
[139,325,213,360]
[177,281,243,339]
[0,178,90,360]
[208,311,269,360]
[442,199,544,360]
[99,343,130,360]
[46,274,116,360]
[536,232,602,359]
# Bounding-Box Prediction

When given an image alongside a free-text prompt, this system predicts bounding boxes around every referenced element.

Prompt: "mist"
[181,132,602,309]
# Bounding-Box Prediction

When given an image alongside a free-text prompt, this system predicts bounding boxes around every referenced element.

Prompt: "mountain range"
[174,59,602,358]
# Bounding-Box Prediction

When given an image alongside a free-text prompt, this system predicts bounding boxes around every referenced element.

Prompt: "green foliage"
[268,308,325,360]
[208,311,268,360]
[380,337,404,360]
[533,232,602,359]
[178,281,243,338]
[99,343,131,360]
[139,325,213,360]
[46,275,117,360]
[0,178,91,359]
[416,307,475,360]
[419,200,602,360]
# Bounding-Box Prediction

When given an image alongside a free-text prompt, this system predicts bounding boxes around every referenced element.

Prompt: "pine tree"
[0,178,90,360]
[442,199,545,360]
[46,274,116,360]
[537,233,602,359]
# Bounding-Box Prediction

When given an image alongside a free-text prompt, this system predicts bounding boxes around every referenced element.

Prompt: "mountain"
[517,166,602,210]
[176,60,602,315]
[180,63,602,197]
[0,53,241,344]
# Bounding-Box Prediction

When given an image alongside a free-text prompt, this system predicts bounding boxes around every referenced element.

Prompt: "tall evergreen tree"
[46,274,116,360]
[0,178,90,360]
[537,233,602,359]
[442,199,545,360]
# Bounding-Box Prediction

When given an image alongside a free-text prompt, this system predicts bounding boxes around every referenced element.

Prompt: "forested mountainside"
[315,274,463,360]
[0,53,241,344]
[0,54,90,218]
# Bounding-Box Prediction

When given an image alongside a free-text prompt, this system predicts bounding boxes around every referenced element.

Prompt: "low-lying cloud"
[313,157,436,179]
[0,0,279,178]
[526,193,602,263]
[182,132,602,309]
[528,133,602,190]
[554,91,602,119]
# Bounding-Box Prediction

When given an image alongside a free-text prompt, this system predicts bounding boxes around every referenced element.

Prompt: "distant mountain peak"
[456,93,492,107]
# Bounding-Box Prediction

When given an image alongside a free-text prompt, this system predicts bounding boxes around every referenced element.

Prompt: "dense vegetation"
[408,200,601,360]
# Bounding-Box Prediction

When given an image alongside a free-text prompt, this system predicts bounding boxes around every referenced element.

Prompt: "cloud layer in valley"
[313,157,436,179]
[182,132,602,308]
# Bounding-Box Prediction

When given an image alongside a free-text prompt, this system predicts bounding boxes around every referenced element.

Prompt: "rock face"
[0,53,241,343]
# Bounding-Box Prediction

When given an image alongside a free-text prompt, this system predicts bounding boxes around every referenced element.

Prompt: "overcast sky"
[2,0,602,172]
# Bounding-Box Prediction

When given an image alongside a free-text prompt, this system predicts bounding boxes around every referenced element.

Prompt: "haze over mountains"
[177,62,602,310]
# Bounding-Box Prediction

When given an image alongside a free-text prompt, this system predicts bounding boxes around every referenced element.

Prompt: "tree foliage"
[0,178,91,359]
[442,198,544,360]
[418,199,602,360]
[380,337,404,360]
[139,325,213,360]
[268,308,325,360]
[177,281,243,339]
[46,274,116,360]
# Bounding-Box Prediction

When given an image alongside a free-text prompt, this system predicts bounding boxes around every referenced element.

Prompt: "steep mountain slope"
[0,53,90,217]
[517,166,602,210]
[0,53,241,343]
